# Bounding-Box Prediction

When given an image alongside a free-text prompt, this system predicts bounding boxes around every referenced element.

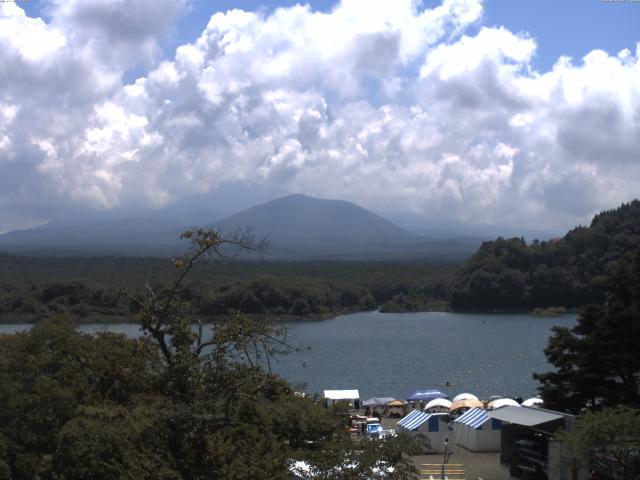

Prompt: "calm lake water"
[0,311,576,401]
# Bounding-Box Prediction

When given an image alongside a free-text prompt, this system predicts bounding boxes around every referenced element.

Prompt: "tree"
[123,227,426,478]
[534,251,640,412]
[0,316,163,479]
[558,407,640,480]
[52,405,178,480]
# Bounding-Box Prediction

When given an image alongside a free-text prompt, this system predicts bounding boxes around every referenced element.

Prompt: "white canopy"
[362,397,396,407]
[453,393,478,402]
[487,398,520,410]
[424,398,453,410]
[521,397,544,407]
[324,389,360,400]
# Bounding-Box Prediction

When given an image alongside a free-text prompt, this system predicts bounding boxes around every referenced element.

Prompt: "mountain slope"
[0,218,188,255]
[215,194,472,259]
[217,194,414,249]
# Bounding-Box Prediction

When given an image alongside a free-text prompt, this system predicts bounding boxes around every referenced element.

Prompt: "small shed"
[489,406,575,479]
[323,389,360,409]
[453,408,502,452]
[397,411,451,453]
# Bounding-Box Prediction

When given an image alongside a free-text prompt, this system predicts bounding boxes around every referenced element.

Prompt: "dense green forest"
[449,200,640,310]
[0,254,456,323]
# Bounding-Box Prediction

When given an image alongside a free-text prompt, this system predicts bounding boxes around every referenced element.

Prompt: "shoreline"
[0,305,580,325]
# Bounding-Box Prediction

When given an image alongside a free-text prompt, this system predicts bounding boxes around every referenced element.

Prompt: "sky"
[1,0,639,235]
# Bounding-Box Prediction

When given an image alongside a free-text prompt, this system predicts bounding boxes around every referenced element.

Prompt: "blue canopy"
[406,389,448,402]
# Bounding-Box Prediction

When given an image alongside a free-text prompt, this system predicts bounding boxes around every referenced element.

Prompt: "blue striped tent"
[397,411,451,453]
[455,408,489,429]
[453,408,501,452]
[398,411,432,431]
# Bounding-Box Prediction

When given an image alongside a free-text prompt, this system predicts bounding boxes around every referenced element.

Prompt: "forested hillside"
[448,200,640,310]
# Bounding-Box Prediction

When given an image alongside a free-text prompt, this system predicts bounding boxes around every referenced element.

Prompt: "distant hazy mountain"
[0,218,189,256]
[0,194,481,259]
[215,194,478,259]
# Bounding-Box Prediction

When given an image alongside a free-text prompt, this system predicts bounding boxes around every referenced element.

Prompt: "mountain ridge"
[0,194,480,259]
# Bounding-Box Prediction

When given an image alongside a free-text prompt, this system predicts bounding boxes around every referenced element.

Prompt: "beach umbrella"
[521,397,544,407]
[387,399,406,407]
[450,399,483,411]
[452,393,479,402]
[487,398,520,410]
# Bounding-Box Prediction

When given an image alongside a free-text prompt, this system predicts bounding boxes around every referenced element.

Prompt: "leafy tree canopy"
[558,407,640,480]
[0,228,426,479]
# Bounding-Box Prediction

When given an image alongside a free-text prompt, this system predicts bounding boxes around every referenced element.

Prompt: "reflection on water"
[0,311,576,400]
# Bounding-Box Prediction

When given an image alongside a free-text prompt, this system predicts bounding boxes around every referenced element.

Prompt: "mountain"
[0,194,481,259]
[215,194,408,256]
[214,194,479,259]
[448,200,640,310]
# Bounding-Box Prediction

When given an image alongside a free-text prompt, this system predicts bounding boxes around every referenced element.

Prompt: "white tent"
[424,398,452,413]
[452,393,478,402]
[453,408,501,452]
[323,389,360,408]
[397,412,451,453]
[487,398,520,410]
[521,397,544,407]
[324,390,359,400]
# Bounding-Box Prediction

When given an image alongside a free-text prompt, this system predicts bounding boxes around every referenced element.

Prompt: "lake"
[0,311,576,401]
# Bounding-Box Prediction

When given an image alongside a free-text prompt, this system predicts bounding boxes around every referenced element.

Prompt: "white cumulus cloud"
[0,0,639,234]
